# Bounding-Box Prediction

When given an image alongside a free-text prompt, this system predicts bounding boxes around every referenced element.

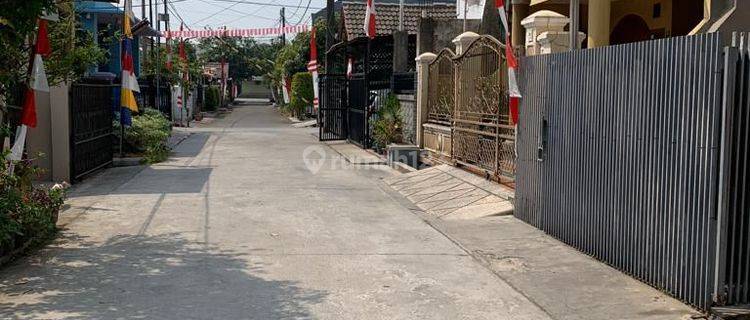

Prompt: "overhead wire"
[214,0,281,26]
[191,0,242,25]
[294,0,313,25]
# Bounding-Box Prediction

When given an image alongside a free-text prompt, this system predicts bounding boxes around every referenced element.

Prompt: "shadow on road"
[0,232,327,319]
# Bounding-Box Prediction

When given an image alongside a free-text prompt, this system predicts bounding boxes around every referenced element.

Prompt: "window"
[653,3,662,18]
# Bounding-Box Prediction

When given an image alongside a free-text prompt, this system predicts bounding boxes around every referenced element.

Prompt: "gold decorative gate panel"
[452,36,515,179]
[427,49,456,126]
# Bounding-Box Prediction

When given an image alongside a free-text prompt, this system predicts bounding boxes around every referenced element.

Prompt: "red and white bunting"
[165,25,309,38]
[495,0,521,124]
[308,27,319,109]
[364,0,377,39]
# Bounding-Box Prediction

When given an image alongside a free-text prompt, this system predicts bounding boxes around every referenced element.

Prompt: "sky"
[123,0,327,35]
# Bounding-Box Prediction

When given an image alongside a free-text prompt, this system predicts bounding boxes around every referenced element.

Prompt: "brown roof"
[342,1,457,41]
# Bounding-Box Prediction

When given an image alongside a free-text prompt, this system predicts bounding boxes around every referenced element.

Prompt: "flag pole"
[120,1,127,158]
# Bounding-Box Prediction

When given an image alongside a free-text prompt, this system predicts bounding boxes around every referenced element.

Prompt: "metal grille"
[452,36,514,178]
[2,82,24,150]
[69,83,115,181]
[318,74,348,141]
[348,74,368,147]
[391,72,416,94]
[427,49,455,125]
[719,32,750,308]
[137,79,172,117]
[515,33,727,310]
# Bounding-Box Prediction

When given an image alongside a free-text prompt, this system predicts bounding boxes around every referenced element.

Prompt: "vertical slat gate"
[318,74,348,141]
[69,83,115,181]
[515,33,728,310]
[347,74,368,148]
[720,32,750,308]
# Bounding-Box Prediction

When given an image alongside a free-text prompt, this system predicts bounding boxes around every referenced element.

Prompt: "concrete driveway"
[0,102,551,319]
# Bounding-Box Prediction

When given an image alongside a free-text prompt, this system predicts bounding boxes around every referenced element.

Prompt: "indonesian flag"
[281,76,291,104]
[495,0,521,124]
[9,19,49,162]
[364,0,376,39]
[179,23,187,62]
[30,19,50,93]
[307,27,319,109]
[347,58,354,79]
[166,31,173,70]
[120,0,140,118]
[179,23,189,83]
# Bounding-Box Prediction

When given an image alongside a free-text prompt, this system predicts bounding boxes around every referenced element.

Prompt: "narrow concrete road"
[0,102,551,319]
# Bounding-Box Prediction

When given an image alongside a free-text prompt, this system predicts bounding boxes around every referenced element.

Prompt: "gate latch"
[537,117,548,162]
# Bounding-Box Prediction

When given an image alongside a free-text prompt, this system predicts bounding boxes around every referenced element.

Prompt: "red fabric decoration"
[20,87,37,128]
[35,19,51,57]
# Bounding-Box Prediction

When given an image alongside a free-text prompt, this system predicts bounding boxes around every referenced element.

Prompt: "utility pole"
[325,0,334,72]
[141,0,145,21]
[281,7,286,44]
[149,0,154,51]
[463,0,468,32]
[569,0,580,50]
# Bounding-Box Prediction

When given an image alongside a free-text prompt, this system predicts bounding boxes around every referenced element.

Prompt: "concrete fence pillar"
[587,0,611,48]
[415,52,437,148]
[50,83,70,182]
[452,32,480,55]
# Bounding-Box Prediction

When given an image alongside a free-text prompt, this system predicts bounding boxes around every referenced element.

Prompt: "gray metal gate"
[515,33,749,310]
[716,33,750,309]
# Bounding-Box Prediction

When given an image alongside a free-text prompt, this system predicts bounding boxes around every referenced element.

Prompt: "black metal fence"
[391,72,415,94]
[347,74,368,147]
[136,79,172,118]
[1,83,25,150]
[69,83,115,181]
[318,74,347,141]
[515,33,743,310]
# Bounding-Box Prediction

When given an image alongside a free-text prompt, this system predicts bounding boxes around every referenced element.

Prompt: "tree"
[273,18,329,81]
[197,37,278,82]
[0,0,53,102]
[1,0,104,144]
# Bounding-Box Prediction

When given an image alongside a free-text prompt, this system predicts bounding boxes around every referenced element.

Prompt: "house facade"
[509,0,750,52]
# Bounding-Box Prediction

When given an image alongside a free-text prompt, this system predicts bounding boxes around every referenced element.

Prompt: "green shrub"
[289,72,313,118]
[0,154,66,253]
[204,86,220,111]
[371,94,403,150]
[114,108,172,163]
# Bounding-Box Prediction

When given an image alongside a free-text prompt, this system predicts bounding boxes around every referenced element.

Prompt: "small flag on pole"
[30,19,50,93]
[120,0,140,126]
[495,0,521,124]
[308,27,319,109]
[347,58,354,79]
[364,0,377,39]
[9,18,50,163]
[166,31,173,71]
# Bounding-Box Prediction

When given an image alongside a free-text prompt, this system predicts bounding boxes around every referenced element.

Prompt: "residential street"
[0,101,552,319]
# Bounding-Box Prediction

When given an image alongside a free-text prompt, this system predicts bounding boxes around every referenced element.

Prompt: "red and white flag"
[364,0,376,39]
[307,27,319,109]
[346,58,354,79]
[281,76,291,104]
[166,30,173,70]
[30,19,50,93]
[495,0,521,124]
[9,19,50,162]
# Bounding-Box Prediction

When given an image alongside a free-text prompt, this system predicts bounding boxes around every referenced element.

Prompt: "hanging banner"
[165,25,309,38]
